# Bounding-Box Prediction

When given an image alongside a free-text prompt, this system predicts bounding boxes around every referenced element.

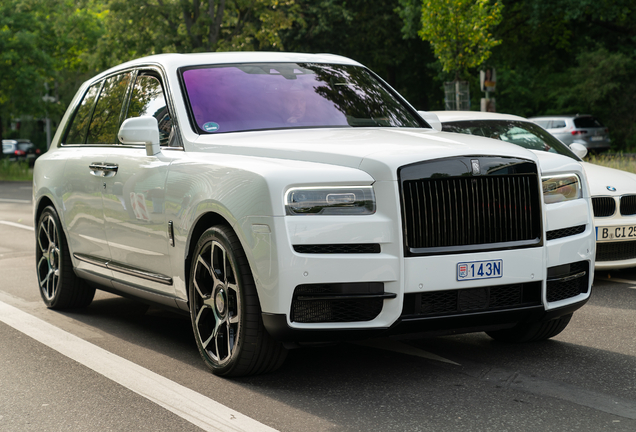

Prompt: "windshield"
[181,63,426,134]
[441,119,580,161]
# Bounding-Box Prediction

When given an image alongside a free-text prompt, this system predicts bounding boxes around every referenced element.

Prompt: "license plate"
[591,135,604,141]
[596,225,636,242]
[457,260,503,281]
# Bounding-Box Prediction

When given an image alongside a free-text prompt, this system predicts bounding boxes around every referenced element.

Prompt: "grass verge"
[0,160,33,181]
[586,153,636,174]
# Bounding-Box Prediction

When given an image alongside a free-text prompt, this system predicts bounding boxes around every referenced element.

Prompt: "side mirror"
[569,143,588,159]
[417,111,442,131]
[118,116,161,156]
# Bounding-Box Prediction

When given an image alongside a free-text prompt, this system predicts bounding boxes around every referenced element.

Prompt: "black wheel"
[36,206,95,309]
[189,225,287,377]
[486,313,573,343]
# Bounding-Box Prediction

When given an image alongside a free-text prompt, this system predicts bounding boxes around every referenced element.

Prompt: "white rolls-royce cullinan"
[33,52,595,377]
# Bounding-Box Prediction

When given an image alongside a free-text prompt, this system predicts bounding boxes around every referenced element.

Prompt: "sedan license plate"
[591,135,604,141]
[457,260,503,281]
[596,225,636,242]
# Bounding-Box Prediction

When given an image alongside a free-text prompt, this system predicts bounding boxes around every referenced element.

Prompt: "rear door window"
[65,84,101,144]
[551,120,566,128]
[86,73,133,144]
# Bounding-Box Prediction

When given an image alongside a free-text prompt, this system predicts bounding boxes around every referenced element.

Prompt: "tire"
[486,313,573,343]
[189,225,287,377]
[35,206,95,309]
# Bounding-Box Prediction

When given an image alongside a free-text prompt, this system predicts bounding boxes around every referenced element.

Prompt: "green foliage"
[418,0,503,80]
[489,0,636,150]
[556,48,636,150]
[0,0,106,140]
[587,154,636,175]
[0,160,32,181]
[99,0,300,65]
[281,0,443,110]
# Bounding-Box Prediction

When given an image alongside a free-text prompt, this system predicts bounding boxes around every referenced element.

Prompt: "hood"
[531,151,585,176]
[581,161,636,197]
[191,128,540,181]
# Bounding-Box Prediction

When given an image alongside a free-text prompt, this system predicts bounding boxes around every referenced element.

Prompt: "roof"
[528,114,593,119]
[96,52,362,81]
[430,111,528,123]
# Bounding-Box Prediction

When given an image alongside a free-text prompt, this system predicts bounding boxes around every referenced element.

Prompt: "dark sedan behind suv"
[529,114,610,152]
[2,139,27,162]
[16,139,42,166]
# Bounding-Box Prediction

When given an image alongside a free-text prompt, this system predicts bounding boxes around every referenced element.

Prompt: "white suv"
[33,53,595,376]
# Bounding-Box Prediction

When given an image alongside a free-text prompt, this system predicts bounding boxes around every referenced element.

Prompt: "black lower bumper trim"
[262,297,589,343]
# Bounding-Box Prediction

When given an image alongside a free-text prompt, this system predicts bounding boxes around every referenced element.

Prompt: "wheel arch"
[184,211,262,308]
[34,195,55,226]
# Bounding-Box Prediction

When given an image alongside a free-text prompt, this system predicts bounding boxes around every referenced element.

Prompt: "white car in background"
[32,53,595,377]
[435,111,635,270]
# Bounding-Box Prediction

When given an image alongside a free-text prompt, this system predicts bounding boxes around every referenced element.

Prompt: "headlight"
[285,186,376,215]
[542,174,581,204]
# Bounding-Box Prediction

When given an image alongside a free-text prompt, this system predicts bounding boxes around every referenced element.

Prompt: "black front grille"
[401,174,541,253]
[620,195,636,216]
[546,261,589,302]
[401,282,542,318]
[293,244,380,254]
[597,240,636,262]
[592,197,616,217]
[547,225,586,241]
[290,283,390,323]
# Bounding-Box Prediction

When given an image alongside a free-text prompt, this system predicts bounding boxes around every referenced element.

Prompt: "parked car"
[2,139,27,162]
[529,114,611,153]
[16,139,42,166]
[435,110,634,270]
[33,53,594,377]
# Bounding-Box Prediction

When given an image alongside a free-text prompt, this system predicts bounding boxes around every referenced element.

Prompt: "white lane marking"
[0,220,34,231]
[0,198,31,204]
[0,300,278,432]
[354,338,461,365]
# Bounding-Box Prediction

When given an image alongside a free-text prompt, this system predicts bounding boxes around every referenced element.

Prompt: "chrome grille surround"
[399,156,542,256]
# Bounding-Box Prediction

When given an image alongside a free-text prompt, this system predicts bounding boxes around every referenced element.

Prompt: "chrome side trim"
[74,253,108,269]
[74,253,173,285]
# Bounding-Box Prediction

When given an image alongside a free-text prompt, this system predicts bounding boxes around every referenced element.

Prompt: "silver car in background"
[529,115,611,153]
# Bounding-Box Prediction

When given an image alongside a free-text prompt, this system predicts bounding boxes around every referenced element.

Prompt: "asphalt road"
[1,180,636,431]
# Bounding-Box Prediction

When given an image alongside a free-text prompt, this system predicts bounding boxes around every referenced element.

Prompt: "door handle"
[89,162,119,177]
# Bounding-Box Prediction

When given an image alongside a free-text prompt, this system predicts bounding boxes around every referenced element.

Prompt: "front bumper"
[262,295,589,343]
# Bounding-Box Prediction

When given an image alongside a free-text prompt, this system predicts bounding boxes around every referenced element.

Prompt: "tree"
[0,0,106,145]
[489,0,636,149]
[417,0,503,81]
[99,0,300,66]
[280,0,442,110]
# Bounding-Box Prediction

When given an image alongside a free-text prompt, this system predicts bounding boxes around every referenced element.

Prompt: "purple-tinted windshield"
[181,63,423,134]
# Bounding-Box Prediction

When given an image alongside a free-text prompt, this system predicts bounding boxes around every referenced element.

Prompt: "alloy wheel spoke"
[211,242,223,286]
[37,228,47,254]
[196,255,212,276]
[226,319,234,355]
[193,278,207,300]
[196,306,214,350]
